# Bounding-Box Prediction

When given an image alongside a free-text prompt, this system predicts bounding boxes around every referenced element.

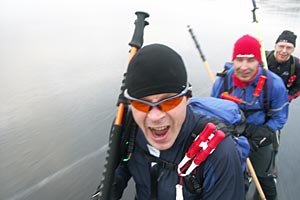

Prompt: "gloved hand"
[111,175,127,200]
[247,139,259,155]
[244,124,276,152]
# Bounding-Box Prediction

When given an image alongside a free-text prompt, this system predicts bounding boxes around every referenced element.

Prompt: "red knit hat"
[232,34,262,63]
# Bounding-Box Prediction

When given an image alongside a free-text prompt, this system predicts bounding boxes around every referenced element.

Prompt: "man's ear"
[186,83,192,98]
[186,96,190,104]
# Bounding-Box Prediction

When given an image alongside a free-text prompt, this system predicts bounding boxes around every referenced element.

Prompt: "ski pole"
[91,11,149,200]
[247,158,267,200]
[187,25,215,82]
[250,1,269,199]
[251,0,268,69]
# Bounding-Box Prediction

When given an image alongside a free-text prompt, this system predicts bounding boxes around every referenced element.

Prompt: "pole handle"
[129,11,149,49]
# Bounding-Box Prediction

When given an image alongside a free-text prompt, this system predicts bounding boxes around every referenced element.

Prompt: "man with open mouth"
[111,43,245,200]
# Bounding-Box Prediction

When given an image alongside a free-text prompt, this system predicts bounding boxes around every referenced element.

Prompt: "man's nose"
[240,60,249,69]
[147,106,165,121]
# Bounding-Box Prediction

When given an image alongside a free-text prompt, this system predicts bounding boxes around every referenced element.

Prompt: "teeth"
[151,126,167,131]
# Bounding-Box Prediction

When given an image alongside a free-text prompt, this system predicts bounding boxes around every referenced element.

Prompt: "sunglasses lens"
[130,101,151,112]
[130,96,184,113]
[159,96,183,112]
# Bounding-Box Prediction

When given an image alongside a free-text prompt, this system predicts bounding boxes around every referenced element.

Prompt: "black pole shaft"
[251,0,258,22]
[187,25,206,62]
[91,11,149,200]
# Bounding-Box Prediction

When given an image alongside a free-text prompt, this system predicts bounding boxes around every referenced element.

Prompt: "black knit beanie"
[125,44,187,99]
[276,30,297,47]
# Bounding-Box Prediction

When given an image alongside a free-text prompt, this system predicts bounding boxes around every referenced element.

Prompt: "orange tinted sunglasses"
[124,85,189,113]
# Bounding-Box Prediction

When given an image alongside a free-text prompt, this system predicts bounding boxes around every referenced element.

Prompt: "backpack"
[188,97,250,172]
[189,97,243,125]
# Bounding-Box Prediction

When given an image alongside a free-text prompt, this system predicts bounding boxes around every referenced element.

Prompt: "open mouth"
[279,54,288,59]
[241,73,250,78]
[240,73,251,79]
[149,126,170,140]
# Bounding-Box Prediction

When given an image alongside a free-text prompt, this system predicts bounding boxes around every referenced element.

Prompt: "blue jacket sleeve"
[265,72,289,131]
[211,77,224,98]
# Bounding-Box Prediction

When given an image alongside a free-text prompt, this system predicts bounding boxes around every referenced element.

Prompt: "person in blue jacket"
[211,34,289,200]
[111,44,245,199]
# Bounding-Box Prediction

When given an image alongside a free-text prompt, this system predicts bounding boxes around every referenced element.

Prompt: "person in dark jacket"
[112,44,245,199]
[211,35,289,200]
[265,30,299,179]
[266,30,300,102]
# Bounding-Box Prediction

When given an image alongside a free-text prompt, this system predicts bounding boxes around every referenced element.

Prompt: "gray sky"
[1,0,299,67]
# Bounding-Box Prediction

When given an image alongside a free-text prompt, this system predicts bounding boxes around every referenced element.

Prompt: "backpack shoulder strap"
[262,68,274,119]
[182,119,228,195]
[290,55,296,76]
[216,62,233,93]
[135,146,177,170]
